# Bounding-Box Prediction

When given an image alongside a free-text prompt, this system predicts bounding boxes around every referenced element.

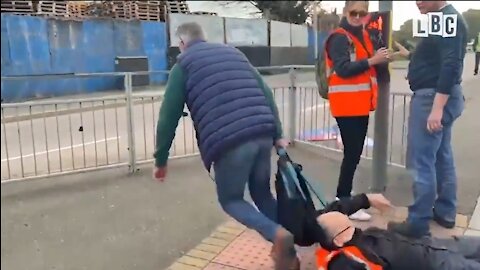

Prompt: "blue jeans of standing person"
[406,85,465,234]
[214,136,279,242]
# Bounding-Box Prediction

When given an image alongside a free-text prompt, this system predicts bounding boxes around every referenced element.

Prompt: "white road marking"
[1,137,120,162]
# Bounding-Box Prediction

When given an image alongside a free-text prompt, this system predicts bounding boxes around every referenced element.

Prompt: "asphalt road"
[1,53,477,181]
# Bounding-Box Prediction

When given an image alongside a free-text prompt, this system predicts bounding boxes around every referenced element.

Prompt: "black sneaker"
[433,213,455,229]
[387,221,431,239]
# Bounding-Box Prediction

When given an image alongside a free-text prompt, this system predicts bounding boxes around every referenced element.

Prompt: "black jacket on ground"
[317,195,447,270]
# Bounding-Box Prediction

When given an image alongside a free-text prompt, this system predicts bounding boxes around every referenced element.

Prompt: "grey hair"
[175,22,206,44]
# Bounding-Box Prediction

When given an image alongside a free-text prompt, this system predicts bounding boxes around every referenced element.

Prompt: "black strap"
[277,148,327,207]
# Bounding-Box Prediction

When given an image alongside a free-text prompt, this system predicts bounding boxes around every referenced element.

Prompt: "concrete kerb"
[165,207,470,270]
[465,196,480,236]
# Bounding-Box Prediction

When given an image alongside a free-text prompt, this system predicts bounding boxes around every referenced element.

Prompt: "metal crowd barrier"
[293,86,411,168]
[1,66,411,183]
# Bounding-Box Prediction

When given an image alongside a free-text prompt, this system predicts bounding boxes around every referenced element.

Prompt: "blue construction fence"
[1,14,168,102]
[1,13,327,103]
[308,28,330,65]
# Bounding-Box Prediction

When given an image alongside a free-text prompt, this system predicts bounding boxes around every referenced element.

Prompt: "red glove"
[153,167,167,182]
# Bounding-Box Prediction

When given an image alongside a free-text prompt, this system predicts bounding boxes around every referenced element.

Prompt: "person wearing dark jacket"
[474,32,479,75]
[152,22,297,270]
[325,0,391,222]
[315,194,480,270]
[388,1,467,239]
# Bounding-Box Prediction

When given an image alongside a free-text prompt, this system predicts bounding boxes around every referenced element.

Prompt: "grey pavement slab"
[469,196,480,230]
[464,229,480,237]
[0,147,407,270]
[1,157,226,270]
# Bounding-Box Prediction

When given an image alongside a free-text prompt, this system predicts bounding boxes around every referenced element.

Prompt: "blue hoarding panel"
[1,15,51,101]
[47,19,84,95]
[114,20,144,57]
[1,15,170,102]
[1,15,11,70]
[82,19,117,92]
[307,27,330,64]
[141,21,168,84]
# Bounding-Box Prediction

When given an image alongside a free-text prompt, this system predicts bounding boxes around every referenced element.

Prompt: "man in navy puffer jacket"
[153,22,298,269]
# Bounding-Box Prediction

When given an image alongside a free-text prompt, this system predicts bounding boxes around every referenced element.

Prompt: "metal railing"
[293,86,411,168]
[1,66,411,182]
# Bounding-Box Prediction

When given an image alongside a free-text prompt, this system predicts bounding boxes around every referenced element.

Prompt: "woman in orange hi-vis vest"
[324,1,391,221]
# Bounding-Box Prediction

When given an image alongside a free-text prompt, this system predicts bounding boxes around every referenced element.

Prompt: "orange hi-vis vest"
[325,28,378,117]
[316,246,383,270]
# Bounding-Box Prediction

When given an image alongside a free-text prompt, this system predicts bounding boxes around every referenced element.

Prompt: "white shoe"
[348,209,372,221]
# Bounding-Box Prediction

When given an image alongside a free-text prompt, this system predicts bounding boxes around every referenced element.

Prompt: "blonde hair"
[345,0,369,8]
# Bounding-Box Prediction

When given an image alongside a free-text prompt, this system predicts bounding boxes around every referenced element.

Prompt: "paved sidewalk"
[465,196,480,237]
[3,145,478,270]
[166,206,471,270]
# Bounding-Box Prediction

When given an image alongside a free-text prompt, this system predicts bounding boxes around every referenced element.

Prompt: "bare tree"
[219,1,324,24]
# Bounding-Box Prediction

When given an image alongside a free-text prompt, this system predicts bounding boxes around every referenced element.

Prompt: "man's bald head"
[317,211,355,247]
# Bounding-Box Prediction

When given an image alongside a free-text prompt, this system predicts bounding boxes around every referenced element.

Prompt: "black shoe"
[433,213,455,229]
[475,71,478,75]
[387,221,431,239]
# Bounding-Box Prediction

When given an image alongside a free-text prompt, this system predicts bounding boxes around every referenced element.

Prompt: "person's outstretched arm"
[317,193,392,216]
[153,64,186,168]
[318,194,371,216]
[427,16,467,133]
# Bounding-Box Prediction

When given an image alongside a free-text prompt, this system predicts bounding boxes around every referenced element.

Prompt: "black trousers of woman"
[335,116,369,198]
[475,52,479,75]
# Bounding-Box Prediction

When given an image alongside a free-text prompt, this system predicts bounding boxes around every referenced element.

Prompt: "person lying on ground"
[315,194,480,270]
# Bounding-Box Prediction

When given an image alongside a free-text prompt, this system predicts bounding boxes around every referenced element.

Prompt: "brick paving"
[165,206,472,270]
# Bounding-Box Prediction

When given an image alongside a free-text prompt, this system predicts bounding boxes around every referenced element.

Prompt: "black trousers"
[475,52,480,74]
[335,116,369,198]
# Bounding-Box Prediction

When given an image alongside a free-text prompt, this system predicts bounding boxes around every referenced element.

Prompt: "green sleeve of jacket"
[153,64,186,167]
[252,69,284,140]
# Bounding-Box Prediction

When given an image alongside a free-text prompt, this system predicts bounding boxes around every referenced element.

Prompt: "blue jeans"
[406,86,465,233]
[214,136,279,242]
